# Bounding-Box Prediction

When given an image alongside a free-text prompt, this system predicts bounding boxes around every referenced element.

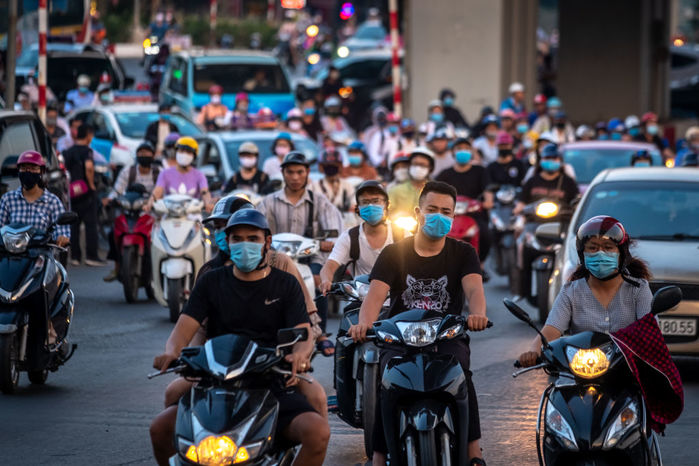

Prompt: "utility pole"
[388,0,402,118]
[210,0,218,48]
[38,0,48,123]
[5,0,17,108]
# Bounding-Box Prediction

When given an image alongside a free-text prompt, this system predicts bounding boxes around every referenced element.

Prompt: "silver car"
[538,167,699,354]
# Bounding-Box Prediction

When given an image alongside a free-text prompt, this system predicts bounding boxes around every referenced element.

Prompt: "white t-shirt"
[262,156,283,178]
[328,222,395,276]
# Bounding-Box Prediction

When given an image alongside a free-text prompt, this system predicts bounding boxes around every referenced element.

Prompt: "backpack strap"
[303,189,315,238]
[127,165,137,187]
[348,225,361,263]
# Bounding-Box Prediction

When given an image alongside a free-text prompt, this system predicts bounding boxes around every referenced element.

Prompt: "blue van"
[160,50,295,119]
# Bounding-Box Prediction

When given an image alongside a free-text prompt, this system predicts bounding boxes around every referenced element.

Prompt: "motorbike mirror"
[56,211,79,225]
[318,229,339,239]
[277,327,309,345]
[503,298,552,349]
[651,286,682,315]
[535,222,563,246]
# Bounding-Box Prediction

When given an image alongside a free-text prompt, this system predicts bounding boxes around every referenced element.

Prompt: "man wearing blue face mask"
[630,150,653,167]
[440,88,469,128]
[426,100,455,140]
[65,74,94,112]
[349,181,490,466]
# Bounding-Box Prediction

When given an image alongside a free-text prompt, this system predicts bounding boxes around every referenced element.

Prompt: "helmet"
[17,150,45,168]
[205,195,254,224]
[96,83,112,94]
[482,114,499,127]
[164,132,181,148]
[495,131,513,146]
[175,136,199,154]
[209,84,223,95]
[355,180,388,204]
[286,108,303,120]
[320,149,342,165]
[499,108,516,120]
[409,146,435,170]
[324,95,341,108]
[641,112,657,123]
[238,141,259,155]
[224,208,270,236]
[77,74,90,87]
[631,149,652,166]
[389,151,410,169]
[236,92,249,103]
[540,143,560,159]
[537,131,555,144]
[255,107,276,128]
[575,125,593,139]
[576,215,629,269]
[508,82,524,94]
[450,137,470,149]
[546,97,562,109]
[606,118,623,132]
[348,140,366,154]
[273,132,294,151]
[386,112,399,124]
[280,151,310,169]
[625,115,640,129]
[400,118,415,131]
[439,88,455,101]
[136,141,155,154]
[428,126,451,141]
[533,93,547,104]
[428,99,443,111]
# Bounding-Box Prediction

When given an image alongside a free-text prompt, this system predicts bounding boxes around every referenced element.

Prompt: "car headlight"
[546,402,578,450]
[393,216,418,234]
[566,346,611,379]
[2,231,30,254]
[604,401,639,448]
[273,241,301,256]
[496,187,516,204]
[536,201,559,218]
[396,319,441,347]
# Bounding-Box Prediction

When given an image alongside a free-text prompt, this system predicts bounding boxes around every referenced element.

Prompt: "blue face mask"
[455,150,472,165]
[359,205,385,226]
[634,161,650,167]
[443,97,454,107]
[229,241,264,272]
[598,134,609,140]
[430,113,444,123]
[348,155,363,167]
[304,108,316,116]
[214,230,229,254]
[646,125,659,135]
[540,160,561,172]
[611,132,623,141]
[628,127,641,137]
[422,213,453,239]
[517,123,529,134]
[79,86,89,93]
[388,126,399,135]
[584,251,619,279]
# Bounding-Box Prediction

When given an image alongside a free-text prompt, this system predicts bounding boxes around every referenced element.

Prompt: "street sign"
[281,0,306,9]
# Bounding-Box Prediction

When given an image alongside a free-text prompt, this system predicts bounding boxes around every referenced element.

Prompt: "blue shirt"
[499,96,524,114]
[65,89,95,112]
[0,188,70,240]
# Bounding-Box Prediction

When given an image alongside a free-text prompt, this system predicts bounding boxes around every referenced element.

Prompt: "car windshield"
[563,147,663,184]
[223,136,318,171]
[576,181,699,239]
[354,22,387,41]
[115,112,201,139]
[47,55,116,99]
[193,63,290,94]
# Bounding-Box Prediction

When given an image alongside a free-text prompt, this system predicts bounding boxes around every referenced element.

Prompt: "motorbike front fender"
[0,310,20,334]
[501,232,515,249]
[382,352,465,397]
[161,258,193,280]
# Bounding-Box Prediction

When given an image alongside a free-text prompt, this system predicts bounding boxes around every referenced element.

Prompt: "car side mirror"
[0,155,19,177]
[535,222,563,246]
[651,286,682,315]
[56,211,79,225]
[277,327,309,344]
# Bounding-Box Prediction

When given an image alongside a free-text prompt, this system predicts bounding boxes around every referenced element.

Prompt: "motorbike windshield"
[205,334,258,379]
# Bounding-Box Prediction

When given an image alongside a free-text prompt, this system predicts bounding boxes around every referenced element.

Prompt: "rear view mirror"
[277,327,309,344]
[651,286,682,315]
[56,212,79,225]
[535,222,563,246]
[319,229,339,239]
[504,298,532,324]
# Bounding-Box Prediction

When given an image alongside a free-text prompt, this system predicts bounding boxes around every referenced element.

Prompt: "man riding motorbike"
[222,141,271,194]
[348,181,490,466]
[388,146,435,218]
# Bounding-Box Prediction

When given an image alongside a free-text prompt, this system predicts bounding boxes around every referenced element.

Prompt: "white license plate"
[658,318,697,336]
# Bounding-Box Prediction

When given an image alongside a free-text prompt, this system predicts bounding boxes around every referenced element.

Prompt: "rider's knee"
[150,406,177,442]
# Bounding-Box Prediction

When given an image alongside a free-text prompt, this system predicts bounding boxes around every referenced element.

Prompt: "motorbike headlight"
[438,323,463,340]
[377,330,400,344]
[131,198,146,211]
[119,198,131,210]
[566,346,611,379]
[393,216,418,234]
[184,435,238,465]
[272,241,301,256]
[454,202,468,215]
[604,401,639,448]
[2,231,30,254]
[546,402,578,450]
[356,281,371,299]
[496,188,516,204]
[164,199,186,217]
[396,319,441,347]
[298,244,319,257]
[535,201,559,218]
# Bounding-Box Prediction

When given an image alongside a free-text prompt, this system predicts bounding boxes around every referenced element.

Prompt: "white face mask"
[409,165,430,181]
[176,151,194,167]
[393,167,409,182]
[289,120,303,131]
[210,95,222,104]
[239,156,257,169]
[275,146,290,158]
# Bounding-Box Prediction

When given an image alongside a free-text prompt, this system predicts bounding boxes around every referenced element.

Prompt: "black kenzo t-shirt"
[370,236,481,317]
[183,266,309,346]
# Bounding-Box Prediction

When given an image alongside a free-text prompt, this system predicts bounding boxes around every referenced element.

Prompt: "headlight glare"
[536,201,559,218]
[566,346,611,379]
[454,202,468,215]
[192,435,237,465]
[273,241,301,256]
[377,330,399,344]
[604,401,639,448]
[546,402,578,450]
[396,319,441,347]
[164,199,186,217]
[393,216,418,233]
[496,188,516,204]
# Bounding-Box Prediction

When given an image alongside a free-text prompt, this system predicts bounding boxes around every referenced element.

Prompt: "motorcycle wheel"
[167,278,184,323]
[362,363,378,457]
[28,369,48,385]
[121,247,140,304]
[536,269,551,323]
[0,333,20,394]
[418,430,438,466]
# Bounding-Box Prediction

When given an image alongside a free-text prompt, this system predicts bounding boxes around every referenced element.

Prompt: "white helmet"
[537,131,555,144]
[624,115,640,129]
[509,82,525,94]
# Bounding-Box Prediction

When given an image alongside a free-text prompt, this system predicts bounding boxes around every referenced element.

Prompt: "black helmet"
[204,195,254,224]
[136,141,155,154]
[576,215,630,272]
[280,151,310,169]
[224,208,271,236]
[355,180,388,204]
[540,143,560,159]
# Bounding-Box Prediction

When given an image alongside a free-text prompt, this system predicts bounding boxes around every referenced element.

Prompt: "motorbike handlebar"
[513,356,542,369]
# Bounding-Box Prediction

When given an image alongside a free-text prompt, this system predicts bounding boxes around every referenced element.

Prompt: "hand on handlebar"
[518,350,542,368]
[320,280,333,296]
[348,322,371,343]
[153,352,178,373]
[467,315,490,331]
[284,353,310,387]
[56,236,70,248]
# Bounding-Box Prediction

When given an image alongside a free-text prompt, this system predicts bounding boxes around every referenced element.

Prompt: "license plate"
[658,318,697,336]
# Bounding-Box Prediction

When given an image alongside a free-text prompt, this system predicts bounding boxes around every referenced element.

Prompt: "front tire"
[121,246,140,303]
[28,369,48,385]
[362,363,378,457]
[167,278,184,323]
[536,269,551,323]
[418,430,438,466]
[0,334,20,394]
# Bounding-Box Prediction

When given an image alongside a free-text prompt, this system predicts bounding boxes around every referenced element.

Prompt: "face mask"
[136,156,153,167]
[46,116,57,126]
[402,131,415,139]
[634,161,650,167]
[304,108,316,116]
[393,167,409,182]
[275,146,290,158]
[628,127,641,137]
[100,93,113,104]
[598,134,609,141]
[160,114,171,121]
[289,120,303,131]
[646,125,659,135]
[498,149,513,158]
[176,151,194,167]
[584,251,619,279]
[430,113,444,123]
[409,165,430,181]
[239,156,257,169]
[359,205,385,226]
[79,86,89,93]
[19,171,41,190]
[229,241,264,272]
[555,122,566,130]
[422,213,453,239]
[611,132,623,141]
[455,150,472,165]
[540,160,560,172]
[388,126,399,135]
[348,155,363,167]
[210,95,222,104]
[377,115,388,127]
[215,230,229,255]
[517,123,528,134]
[443,97,454,107]
[322,164,340,177]
[486,131,498,140]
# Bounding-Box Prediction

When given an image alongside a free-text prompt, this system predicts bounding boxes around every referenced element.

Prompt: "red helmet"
[235,92,249,103]
[576,215,629,265]
[641,112,657,124]
[495,131,514,146]
[17,150,45,168]
[533,93,547,104]
[209,84,224,95]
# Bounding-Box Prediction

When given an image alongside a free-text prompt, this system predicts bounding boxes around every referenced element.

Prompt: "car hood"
[632,240,699,283]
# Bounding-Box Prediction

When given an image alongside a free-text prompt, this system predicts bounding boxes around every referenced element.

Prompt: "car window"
[0,121,37,170]
[353,23,387,41]
[193,63,290,94]
[340,59,389,81]
[114,112,200,139]
[563,148,663,184]
[168,58,189,95]
[223,136,318,171]
[47,55,116,100]
[89,112,115,140]
[577,181,699,238]
[16,47,38,69]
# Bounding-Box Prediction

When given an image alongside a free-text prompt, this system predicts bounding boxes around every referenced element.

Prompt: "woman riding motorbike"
[519,215,653,367]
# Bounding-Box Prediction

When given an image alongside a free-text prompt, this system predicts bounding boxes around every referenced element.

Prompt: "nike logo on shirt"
[265,298,280,305]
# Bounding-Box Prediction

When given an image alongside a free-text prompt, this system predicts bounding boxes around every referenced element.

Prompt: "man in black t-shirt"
[151,209,329,466]
[514,143,579,211]
[486,133,526,187]
[349,181,489,466]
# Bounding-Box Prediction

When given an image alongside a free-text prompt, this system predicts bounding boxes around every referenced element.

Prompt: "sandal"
[316,338,335,357]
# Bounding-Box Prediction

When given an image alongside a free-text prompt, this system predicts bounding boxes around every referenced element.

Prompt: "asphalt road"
[0,260,697,466]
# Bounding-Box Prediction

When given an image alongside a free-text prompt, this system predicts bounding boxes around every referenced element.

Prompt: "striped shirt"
[546,278,652,334]
[0,188,70,240]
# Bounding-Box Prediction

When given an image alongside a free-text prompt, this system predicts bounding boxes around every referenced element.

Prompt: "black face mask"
[402,131,415,139]
[322,164,340,177]
[498,149,513,158]
[19,171,42,190]
[137,156,153,168]
[555,122,566,129]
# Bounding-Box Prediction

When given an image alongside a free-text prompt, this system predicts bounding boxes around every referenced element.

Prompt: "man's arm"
[348,279,390,342]
[153,314,201,372]
[109,167,129,200]
[319,260,341,295]
[84,159,96,191]
[462,273,489,331]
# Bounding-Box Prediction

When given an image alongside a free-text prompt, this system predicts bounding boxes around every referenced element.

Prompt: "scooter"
[151,195,211,323]
[489,185,517,276]
[113,184,154,303]
[271,233,319,300]
[504,286,681,466]
[0,212,78,394]
[448,195,482,251]
[149,327,313,466]
[365,310,492,465]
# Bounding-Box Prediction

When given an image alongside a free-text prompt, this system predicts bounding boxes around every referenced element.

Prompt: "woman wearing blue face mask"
[519,216,653,367]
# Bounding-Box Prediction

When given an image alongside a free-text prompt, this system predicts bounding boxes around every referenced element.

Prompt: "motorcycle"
[489,185,517,276]
[113,184,155,303]
[149,327,313,466]
[271,233,320,300]
[151,195,211,323]
[0,212,78,394]
[448,195,483,252]
[365,309,492,465]
[504,285,682,466]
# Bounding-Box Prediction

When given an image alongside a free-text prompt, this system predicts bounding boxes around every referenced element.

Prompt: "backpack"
[335,223,404,280]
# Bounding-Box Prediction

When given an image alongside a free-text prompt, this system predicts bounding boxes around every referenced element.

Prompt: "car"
[560,141,664,190]
[670,44,699,117]
[69,104,202,168]
[0,110,69,207]
[538,167,699,354]
[15,43,134,102]
[160,50,295,119]
[341,20,389,52]
[194,130,320,191]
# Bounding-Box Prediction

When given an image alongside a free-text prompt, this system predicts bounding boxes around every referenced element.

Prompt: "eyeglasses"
[19,166,41,173]
[358,197,386,207]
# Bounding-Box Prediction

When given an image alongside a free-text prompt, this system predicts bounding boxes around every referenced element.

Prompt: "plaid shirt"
[0,188,69,240]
